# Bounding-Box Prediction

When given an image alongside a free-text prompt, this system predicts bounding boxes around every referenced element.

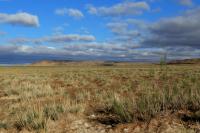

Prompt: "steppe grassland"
[0,64,200,132]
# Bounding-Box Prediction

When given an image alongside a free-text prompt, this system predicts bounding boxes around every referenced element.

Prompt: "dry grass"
[0,63,200,132]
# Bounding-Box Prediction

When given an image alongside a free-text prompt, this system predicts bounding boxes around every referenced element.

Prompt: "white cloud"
[107,22,128,34]
[87,1,150,17]
[55,8,84,19]
[67,9,84,19]
[9,34,96,44]
[45,34,95,43]
[106,21,142,44]
[0,12,39,27]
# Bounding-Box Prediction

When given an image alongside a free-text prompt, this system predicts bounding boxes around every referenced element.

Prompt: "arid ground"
[0,63,200,133]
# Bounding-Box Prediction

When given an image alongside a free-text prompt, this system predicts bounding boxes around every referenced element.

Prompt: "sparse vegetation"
[14,109,47,131]
[0,63,200,132]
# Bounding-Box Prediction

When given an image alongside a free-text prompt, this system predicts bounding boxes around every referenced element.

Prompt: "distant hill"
[30,60,118,66]
[168,58,200,65]
[31,60,72,66]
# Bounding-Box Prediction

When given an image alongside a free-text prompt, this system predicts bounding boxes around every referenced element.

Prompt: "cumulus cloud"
[0,45,67,56]
[55,8,84,19]
[106,21,143,46]
[107,22,141,37]
[143,8,200,48]
[107,22,128,34]
[0,12,39,27]
[126,19,149,29]
[87,1,150,17]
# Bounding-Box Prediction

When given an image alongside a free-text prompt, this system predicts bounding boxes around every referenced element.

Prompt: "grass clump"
[43,104,64,121]
[14,110,47,131]
[135,92,162,121]
[90,94,135,124]
[110,97,133,123]
[14,104,65,131]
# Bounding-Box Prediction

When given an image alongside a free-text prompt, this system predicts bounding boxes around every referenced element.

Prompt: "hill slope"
[168,58,200,64]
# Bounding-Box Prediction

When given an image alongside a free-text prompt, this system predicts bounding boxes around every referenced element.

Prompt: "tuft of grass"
[14,104,65,131]
[43,104,64,121]
[14,110,47,131]
[110,97,133,123]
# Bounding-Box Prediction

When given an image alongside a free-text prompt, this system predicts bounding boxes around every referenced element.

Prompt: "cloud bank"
[144,8,200,48]
[87,1,150,17]
[9,34,96,45]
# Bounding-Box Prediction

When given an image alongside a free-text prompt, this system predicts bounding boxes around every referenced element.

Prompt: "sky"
[0,0,200,64]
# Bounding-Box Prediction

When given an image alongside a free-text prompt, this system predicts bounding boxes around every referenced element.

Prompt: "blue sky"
[0,0,200,63]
